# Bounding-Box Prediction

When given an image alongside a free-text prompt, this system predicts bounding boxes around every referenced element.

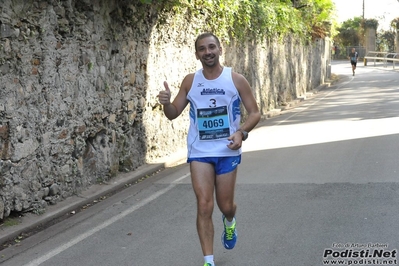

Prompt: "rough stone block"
[0,63,11,74]
[0,124,9,139]
[12,139,39,161]
[129,111,137,122]
[130,73,136,84]
[108,114,116,123]
[0,23,12,38]
[75,125,86,135]
[31,58,40,65]
[127,100,135,111]
[0,200,4,219]
[49,183,60,196]
[31,67,38,75]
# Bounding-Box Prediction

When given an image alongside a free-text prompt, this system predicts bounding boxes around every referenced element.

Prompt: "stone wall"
[223,37,329,114]
[365,27,377,53]
[0,0,330,219]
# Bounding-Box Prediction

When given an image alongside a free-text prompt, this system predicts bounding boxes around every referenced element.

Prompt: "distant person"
[348,47,359,76]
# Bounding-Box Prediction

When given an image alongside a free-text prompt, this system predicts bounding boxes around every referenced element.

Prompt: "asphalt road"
[1,61,399,266]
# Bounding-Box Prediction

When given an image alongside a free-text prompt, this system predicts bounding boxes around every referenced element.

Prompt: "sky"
[332,0,399,30]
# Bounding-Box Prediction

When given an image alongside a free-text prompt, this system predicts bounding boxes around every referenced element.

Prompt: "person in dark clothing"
[348,47,359,76]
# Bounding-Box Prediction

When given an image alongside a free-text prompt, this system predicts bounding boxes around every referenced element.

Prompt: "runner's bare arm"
[158,74,193,120]
[232,72,261,133]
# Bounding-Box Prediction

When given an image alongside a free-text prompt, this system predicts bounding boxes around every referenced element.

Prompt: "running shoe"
[203,263,214,266]
[221,215,237,249]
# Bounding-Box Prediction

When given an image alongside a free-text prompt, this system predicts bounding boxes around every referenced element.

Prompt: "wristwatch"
[237,129,248,141]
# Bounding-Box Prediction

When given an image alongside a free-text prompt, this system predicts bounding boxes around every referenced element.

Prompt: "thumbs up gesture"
[158,81,171,106]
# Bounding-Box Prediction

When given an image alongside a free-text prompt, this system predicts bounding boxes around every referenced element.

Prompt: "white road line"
[25,173,191,266]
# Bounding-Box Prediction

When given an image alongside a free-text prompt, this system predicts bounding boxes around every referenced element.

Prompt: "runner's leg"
[190,161,216,256]
[215,168,237,221]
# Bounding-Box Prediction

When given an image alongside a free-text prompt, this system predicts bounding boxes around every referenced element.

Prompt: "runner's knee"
[197,198,214,217]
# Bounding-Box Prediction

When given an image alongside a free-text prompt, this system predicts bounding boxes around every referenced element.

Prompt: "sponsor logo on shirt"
[201,88,226,95]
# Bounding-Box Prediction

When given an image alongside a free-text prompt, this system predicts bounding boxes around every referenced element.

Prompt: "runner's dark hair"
[195,33,221,51]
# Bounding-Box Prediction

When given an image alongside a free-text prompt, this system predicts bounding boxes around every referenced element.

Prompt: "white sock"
[224,217,236,227]
[204,255,214,265]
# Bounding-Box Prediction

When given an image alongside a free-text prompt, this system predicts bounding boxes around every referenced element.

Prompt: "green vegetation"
[334,17,363,48]
[362,18,378,30]
[2,217,19,227]
[88,62,94,71]
[377,30,395,52]
[134,0,335,42]
[334,16,398,53]
[391,17,399,29]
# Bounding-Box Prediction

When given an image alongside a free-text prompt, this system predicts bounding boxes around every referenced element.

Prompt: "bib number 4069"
[203,119,224,129]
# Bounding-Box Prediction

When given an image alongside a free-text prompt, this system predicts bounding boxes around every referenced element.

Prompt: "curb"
[0,159,180,248]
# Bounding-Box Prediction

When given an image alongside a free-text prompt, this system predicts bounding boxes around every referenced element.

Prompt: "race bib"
[197,106,230,140]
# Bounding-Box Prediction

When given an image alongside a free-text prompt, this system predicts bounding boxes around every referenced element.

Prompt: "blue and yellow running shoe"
[221,215,237,249]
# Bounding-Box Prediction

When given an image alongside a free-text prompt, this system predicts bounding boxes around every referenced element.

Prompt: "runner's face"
[195,36,222,67]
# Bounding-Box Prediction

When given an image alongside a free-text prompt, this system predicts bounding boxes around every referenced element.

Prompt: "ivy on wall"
[132,0,334,43]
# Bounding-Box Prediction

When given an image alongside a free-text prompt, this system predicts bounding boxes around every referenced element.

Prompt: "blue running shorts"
[187,155,241,175]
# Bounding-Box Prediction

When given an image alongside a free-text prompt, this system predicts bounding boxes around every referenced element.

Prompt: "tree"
[391,17,399,30]
[291,0,335,38]
[334,17,363,47]
[376,30,395,52]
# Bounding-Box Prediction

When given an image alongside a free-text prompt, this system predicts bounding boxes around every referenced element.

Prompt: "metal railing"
[364,51,399,69]
[386,53,399,69]
[363,51,388,66]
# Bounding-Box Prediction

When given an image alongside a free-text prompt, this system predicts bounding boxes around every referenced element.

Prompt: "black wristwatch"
[237,129,248,141]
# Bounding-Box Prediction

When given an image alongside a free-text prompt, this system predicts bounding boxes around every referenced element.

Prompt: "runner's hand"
[158,81,171,106]
[227,132,242,150]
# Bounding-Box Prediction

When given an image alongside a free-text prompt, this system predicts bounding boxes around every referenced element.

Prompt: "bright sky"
[332,0,399,30]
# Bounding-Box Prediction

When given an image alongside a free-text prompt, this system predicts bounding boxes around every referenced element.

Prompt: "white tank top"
[186,67,242,158]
